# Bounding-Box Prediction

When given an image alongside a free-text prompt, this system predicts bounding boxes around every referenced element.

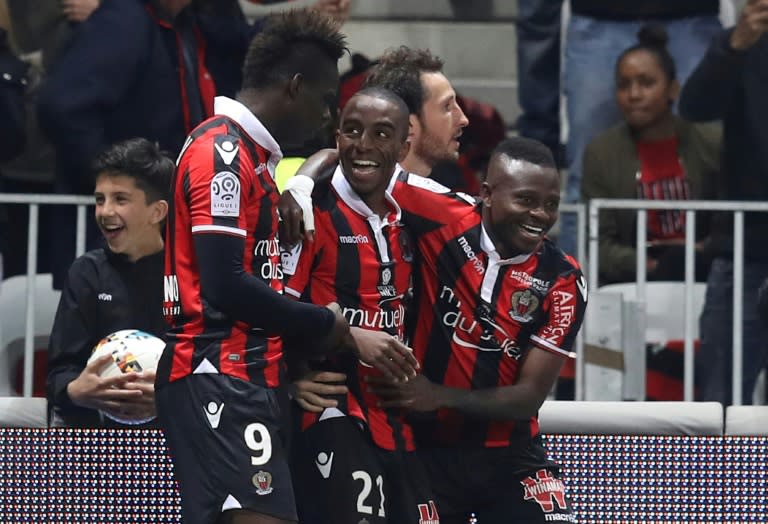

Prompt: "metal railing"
[0,194,93,398]
[587,199,768,405]
[1,195,764,406]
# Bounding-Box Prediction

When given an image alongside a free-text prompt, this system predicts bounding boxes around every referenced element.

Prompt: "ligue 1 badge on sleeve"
[510,289,539,323]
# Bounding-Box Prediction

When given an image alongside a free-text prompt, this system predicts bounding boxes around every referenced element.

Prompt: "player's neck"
[400,155,433,178]
[361,193,389,219]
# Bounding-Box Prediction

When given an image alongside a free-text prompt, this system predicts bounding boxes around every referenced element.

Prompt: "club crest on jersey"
[252,470,274,495]
[509,289,539,322]
[382,267,392,285]
[521,469,567,513]
[211,171,240,217]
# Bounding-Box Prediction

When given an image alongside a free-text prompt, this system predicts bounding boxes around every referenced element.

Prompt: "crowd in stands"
[0,0,766,522]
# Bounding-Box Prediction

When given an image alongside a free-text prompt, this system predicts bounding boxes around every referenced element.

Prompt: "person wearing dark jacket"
[558,0,722,257]
[0,26,28,276]
[679,0,768,405]
[36,0,250,289]
[581,25,721,285]
[47,138,171,428]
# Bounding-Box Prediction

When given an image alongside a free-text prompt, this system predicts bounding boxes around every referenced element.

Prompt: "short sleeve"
[182,134,257,238]
[529,267,588,358]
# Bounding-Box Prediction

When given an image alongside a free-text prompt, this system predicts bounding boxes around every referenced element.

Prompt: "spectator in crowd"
[515,0,563,165]
[0,24,28,275]
[582,24,721,285]
[559,0,723,257]
[36,0,252,289]
[47,138,171,428]
[680,0,768,405]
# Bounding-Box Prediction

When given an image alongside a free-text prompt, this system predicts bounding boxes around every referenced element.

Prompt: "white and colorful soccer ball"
[88,329,165,424]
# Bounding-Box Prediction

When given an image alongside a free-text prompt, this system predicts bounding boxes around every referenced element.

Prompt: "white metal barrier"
[0,194,92,397]
[587,199,768,405]
[1,196,764,407]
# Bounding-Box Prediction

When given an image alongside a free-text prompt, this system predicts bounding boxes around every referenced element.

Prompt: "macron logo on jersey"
[214,140,239,166]
[211,171,241,217]
[204,401,224,429]
[339,234,369,244]
[315,452,334,479]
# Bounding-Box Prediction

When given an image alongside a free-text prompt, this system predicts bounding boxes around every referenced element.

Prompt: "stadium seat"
[0,397,47,428]
[539,400,724,436]
[0,274,60,396]
[724,405,768,436]
[597,281,707,344]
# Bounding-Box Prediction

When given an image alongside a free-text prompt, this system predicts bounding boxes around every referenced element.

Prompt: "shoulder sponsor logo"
[98,293,112,302]
[204,401,224,429]
[214,140,239,166]
[509,289,539,323]
[255,163,266,175]
[538,289,577,344]
[211,171,241,217]
[458,236,484,275]
[315,451,334,479]
[521,469,568,514]
[339,234,369,244]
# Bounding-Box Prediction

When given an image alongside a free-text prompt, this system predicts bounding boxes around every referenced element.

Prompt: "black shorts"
[417,443,576,524]
[156,374,296,524]
[291,414,438,524]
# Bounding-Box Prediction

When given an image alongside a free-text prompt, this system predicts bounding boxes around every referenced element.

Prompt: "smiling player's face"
[481,155,560,258]
[337,94,409,201]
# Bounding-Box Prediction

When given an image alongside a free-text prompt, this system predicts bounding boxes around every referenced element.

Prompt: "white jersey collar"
[214,96,283,179]
[480,223,533,265]
[331,165,402,223]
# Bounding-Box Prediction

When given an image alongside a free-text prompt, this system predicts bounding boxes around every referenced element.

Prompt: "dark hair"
[490,137,556,170]
[616,24,676,81]
[91,138,173,203]
[363,46,444,116]
[346,86,410,139]
[241,9,347,90]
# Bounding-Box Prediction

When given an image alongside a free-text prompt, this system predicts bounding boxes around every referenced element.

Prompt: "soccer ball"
[88,329,165,425]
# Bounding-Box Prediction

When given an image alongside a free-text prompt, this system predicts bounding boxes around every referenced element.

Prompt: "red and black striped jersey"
[391,171,587,448]
[283,166,416,451]
[158,96,284,388]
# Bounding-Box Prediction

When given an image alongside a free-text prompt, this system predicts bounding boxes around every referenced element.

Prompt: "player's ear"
[480,181,493,208]
[152,199,169,225]
[397,139,410,163]
[408,114,419,141]
[287,73,303,101]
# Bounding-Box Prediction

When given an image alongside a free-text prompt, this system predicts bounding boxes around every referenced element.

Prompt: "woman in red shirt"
[581,24,721,284]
